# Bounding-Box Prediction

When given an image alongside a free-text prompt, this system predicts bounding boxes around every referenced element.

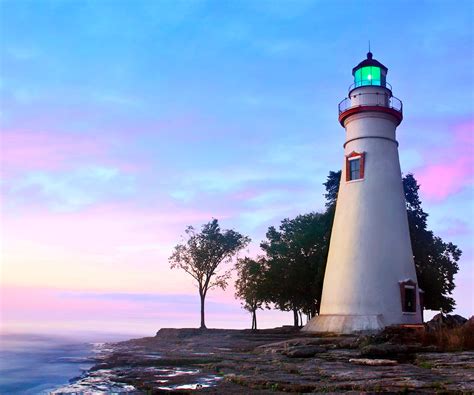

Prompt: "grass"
[420,320,474,351]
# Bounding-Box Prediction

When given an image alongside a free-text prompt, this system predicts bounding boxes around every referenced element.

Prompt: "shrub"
[421,318,474,351]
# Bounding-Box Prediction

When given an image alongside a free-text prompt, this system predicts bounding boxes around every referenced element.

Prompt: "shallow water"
[0,333,96,394]
[0,333,223,393]
[50,368,138,394]
[157,375,223,391]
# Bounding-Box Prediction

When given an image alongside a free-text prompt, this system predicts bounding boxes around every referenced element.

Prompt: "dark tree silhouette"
[403,174,460,312]
[260,212,332,326]
[324,170,342,209]
[234,257,266,330]
[169,219,250,329]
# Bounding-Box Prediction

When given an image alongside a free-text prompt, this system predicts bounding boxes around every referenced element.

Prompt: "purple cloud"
[415,119,473,201]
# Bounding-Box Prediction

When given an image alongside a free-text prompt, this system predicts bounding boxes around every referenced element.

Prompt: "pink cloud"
[415,119,474,201]
[2,201,232,255]
[0,127,150,189]
[0,285,294,335]
[1,200,234,294]
[0,286,194,335]
[0,130,105,176]
[0,286,136,321]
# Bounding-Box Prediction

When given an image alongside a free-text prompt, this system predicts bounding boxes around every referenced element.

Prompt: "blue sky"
[1,0,473,334]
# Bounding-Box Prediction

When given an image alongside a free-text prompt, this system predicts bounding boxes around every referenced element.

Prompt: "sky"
[0,0,473,337]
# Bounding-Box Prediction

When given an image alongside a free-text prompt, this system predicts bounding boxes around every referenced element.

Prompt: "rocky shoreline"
[54,323,473,394]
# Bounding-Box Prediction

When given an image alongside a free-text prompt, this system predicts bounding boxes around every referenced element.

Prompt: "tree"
[169,219,250,329]
[324,170,342,209]
[403,174,460,312]
[323,171,461,312]
[260,212,332,326]
[322,170,339,252]
[234,257,266,330]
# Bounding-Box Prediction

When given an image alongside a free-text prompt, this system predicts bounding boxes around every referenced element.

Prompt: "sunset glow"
[1,0,473,336]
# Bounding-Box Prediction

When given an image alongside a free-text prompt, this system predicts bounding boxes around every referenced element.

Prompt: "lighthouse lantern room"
[352,51,387,88]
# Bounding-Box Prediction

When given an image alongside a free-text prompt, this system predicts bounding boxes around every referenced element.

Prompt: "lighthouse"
[303,52,423,334]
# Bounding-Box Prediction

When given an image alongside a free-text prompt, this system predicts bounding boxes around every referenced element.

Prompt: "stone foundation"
[302,314,385,334]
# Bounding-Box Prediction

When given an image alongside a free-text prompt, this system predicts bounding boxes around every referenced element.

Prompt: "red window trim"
[345,151,365,181]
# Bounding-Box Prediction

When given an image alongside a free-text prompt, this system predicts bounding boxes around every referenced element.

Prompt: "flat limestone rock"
[360,343,409,357]
[284,345,326,358]
[58,328,474,393]
[349,358,398,366]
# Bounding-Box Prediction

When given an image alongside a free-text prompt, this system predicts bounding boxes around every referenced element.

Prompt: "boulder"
[449,314,468,327]
[426,314,468,331]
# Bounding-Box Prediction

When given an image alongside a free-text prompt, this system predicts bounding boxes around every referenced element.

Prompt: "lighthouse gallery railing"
[338,93,403,115]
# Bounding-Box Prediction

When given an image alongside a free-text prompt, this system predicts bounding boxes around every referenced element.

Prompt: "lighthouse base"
[302,314,385,334]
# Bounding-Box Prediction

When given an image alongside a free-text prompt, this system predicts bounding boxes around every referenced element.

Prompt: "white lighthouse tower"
[303,52,423,334]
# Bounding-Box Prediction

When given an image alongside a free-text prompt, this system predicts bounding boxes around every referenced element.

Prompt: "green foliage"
[324,171,461,313]
[234,257,266,329]
[260,212,333,323]
[169,219,250,328]
[323,170,342,209]
[232,170,460,326]
[403,174,460,312]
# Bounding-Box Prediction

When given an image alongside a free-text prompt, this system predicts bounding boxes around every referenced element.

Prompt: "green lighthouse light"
[352,52,388,90]
[355,66,382,87]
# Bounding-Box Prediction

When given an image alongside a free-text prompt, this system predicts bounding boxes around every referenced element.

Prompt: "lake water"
[0,333,105,394]
[0,332,220,393]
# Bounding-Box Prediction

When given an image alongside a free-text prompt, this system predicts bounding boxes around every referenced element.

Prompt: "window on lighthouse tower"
[399,280,417,313]
[346,152,365,181]
[404,287,416,312]
[349,158,360,180]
